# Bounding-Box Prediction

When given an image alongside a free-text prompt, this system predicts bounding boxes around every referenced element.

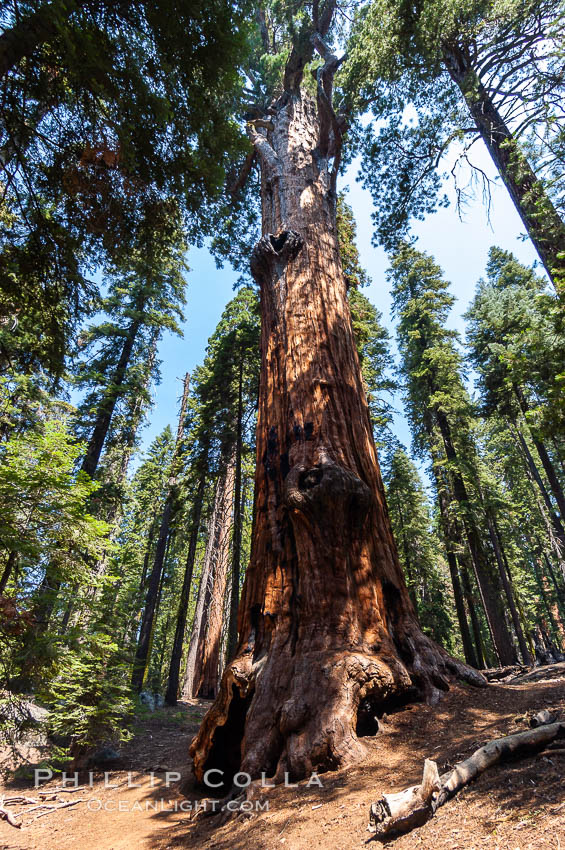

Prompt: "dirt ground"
[1,670,564,850]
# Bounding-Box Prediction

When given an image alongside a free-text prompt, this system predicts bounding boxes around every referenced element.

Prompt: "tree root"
[368,718,565,839]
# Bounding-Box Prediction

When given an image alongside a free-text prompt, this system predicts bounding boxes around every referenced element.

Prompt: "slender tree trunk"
[0,551,18,594]
[494,519,535,659]
[142,532,172,690]
[198,459,236,698]
[485,512,532,664]
[543,553,565,621]
[165,468,207,705]
[532,556,563,642]
[186,463,236,698]
[514,393,565,522]
[540,564,565,647]
[226,357,244,660]
[432,474,478,668]
[190,88,482,788]
[131,373,190,692]
[459,561,487,669]
[513,423,565,559]
[81,313,144,479]
[390,491,417,609]
[55,330,161,635]
[100,326,161,527]
[182,502,220,699]
[443,43,565,290]
[434,410,516,664]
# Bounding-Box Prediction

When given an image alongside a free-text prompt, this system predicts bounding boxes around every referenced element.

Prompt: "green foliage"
[389,240,472,458]
[336,195,396,440]
[0,0,252,374]
[41,632,133,758]
[342,0,565,249]
[0,397,108,592]
[465,246,565,439]
[337,194,371,289]
[384,446,455,649]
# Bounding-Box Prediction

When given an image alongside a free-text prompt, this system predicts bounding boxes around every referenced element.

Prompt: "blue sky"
[139,141,542,461]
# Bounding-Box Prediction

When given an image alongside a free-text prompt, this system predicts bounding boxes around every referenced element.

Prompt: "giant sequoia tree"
[190,1,483,790]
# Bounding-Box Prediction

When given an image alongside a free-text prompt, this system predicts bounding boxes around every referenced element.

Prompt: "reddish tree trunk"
[182,487,223,699]
[131,373,190,692]
[227,358,244,660]
[198,459,236,699]
[165,466,207,705]
[190,89,483,788]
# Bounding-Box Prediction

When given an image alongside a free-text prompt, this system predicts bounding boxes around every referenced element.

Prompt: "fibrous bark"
[198,460,236,698]
[165,468,207,705]
[190,44,484,788]
[182,480,228,699]
[227,359,244,661]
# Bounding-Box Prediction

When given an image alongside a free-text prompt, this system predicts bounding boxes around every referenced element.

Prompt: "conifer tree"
[465,248,565,524]
[0,1,251,374]
[131,373,190,692]
[390,241,520,664]
[166,288,260,704]
[344,0,565,289]
[383,447,455,650]
[191,1,483,790]
[74,229,187,481]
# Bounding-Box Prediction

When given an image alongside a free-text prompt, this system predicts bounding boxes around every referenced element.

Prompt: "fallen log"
[368,720,565,838]
[529,709,556,727]
[33,798,86,819]
[0,805,21,828]
[483,665,525,682]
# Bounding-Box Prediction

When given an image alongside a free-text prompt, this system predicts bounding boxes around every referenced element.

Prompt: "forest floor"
[1,667,564,850]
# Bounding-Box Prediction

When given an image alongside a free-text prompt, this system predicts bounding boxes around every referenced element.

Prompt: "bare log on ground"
[529,709,557,727]
[0,805,21,828]
[483,665,526,681]
[368,720,565,838]
[509,661,565,685]
[33,797,86,819]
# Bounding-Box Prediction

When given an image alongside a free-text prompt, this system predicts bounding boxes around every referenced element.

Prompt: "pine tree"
[0,1,251,375]
[390,241,520,665]
[344,0,565,290]
[383,447,455,650]
[131,373,191,691]
[166,287,261,704]
[465,247,565,525]
[74,229,187,481]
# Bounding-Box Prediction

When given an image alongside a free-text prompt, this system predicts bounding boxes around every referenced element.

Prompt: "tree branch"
[311,32,345,188]
[247,124,281,180]
[0,0,85,79]
[282,0,337,92]
[228,149,257,197]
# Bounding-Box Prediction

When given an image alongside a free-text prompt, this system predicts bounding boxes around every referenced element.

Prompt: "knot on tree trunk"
[250,230,304,284]
[284,458,373,536]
